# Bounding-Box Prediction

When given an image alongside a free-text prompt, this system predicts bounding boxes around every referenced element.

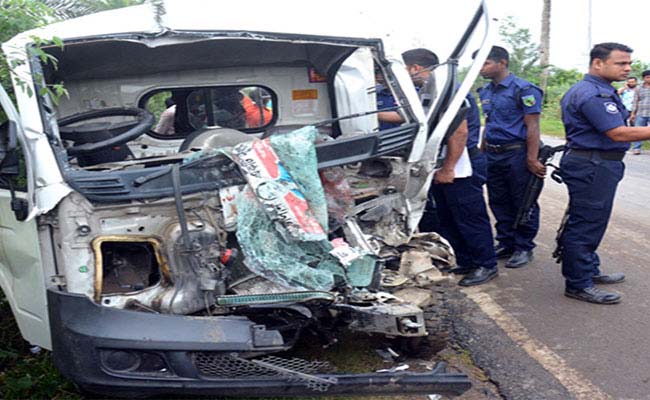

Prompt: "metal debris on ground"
[375,347,401,362]
[376,364,410,373]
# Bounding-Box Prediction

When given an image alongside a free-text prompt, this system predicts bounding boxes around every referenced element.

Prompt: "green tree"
[498,16,542,85]
[1,0,148,122]
[543,67,583,118]
[629,60,650,82]
[0,0,55,121]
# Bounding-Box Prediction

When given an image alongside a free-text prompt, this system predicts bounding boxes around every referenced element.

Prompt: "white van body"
[0,0,493,396]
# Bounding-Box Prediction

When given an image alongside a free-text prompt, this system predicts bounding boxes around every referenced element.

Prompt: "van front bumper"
[47,289,471,397]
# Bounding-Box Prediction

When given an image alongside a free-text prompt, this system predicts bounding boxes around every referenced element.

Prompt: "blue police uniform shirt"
[560,74,630,152]
[478,73,543,144]
[466,93,481,149]
[376,84,400,130]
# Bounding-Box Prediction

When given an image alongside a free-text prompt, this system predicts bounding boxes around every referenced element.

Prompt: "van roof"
[4,0,392,55]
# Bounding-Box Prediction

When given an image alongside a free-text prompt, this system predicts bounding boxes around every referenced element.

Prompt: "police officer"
[378,48,438,127]
[559,42,650,304]
[375,66,400,130]
[477,46,545,268]
[393,48,497,286]
[376,49,441,229]
[430,93,499,286]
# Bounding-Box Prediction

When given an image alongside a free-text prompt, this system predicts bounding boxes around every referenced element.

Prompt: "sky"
[372,0,650,72]
[481,0,650,71]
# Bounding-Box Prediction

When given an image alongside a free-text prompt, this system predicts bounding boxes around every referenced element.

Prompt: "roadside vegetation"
[474,17,650,148]
[0,292,80,399]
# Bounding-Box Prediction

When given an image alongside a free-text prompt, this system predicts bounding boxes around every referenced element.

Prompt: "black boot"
[505,250,533,268]
[458,267,498,286]
[592,273,625,284]
[564,286,621,304]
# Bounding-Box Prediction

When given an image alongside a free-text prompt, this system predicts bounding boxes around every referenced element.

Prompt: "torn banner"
[232,126,375,291]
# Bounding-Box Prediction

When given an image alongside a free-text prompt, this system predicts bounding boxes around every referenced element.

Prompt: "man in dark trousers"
[431,93,498,286]
[477,46,545,268]
[559,42,650,304]
[398,48,497,286]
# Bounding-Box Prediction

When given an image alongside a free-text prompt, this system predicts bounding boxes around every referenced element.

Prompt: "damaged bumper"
[48,289,470,397]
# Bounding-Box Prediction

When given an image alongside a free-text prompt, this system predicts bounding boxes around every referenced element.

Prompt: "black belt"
[566,149,625,161]
[484,142,525,154]
[468,146,482,158]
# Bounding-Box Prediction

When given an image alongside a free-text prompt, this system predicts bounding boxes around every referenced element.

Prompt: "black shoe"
[494,246,514,259]
[458,267,498,286]
[505,250,533,268]
[592,273,625,284]
[564,286,621,304]
[449,265,476,275]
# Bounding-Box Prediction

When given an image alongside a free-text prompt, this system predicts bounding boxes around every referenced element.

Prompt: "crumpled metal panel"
[380,232,455,291]
[0,78,71,220]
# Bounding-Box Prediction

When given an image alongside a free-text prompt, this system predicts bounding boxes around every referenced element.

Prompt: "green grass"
[540,116,565,138]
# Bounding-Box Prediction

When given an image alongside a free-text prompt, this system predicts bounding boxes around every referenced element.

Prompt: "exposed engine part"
[91,236,171,302]
[348,193,410,247]
[335,301,426,337]
[164,227,227,314]
[99,241,161,294]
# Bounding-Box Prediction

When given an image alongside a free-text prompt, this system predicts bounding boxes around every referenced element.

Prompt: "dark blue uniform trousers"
[559,151,624,289]
[425,154,497,270]
[487,148,539,251]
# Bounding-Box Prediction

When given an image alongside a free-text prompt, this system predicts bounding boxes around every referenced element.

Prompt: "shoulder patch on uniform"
[522,94,536,107]
[604,102,619,114]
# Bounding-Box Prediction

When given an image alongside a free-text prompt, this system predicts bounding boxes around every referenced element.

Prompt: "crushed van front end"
[48,289,471,397]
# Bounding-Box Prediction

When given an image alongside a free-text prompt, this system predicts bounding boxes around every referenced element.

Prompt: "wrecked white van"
[0,0,493,397]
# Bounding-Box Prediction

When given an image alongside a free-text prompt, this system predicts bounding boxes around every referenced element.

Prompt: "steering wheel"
[58,107,154,156]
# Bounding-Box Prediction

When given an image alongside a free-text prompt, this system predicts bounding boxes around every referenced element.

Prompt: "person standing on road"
[477,46,545,269]
[617,76,637,117]
[630,70,650,154]
[558,42,650,304]
[430,92,499,287]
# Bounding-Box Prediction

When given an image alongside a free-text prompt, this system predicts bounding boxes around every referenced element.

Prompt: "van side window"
[0,121,26,192]
[143,86,275,139]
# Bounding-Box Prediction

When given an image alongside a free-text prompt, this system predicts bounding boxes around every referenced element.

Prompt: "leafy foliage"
[498,17,543,84]
[629,60,650,82]
[0,0,54,121]
[37,0,145,20]
[543,67,583,119]
[0,293,81,399]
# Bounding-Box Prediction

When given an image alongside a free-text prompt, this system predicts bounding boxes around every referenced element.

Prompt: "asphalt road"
[463,137,650,399]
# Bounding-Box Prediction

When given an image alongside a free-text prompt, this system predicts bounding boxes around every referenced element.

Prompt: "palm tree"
[539,0,551,94]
